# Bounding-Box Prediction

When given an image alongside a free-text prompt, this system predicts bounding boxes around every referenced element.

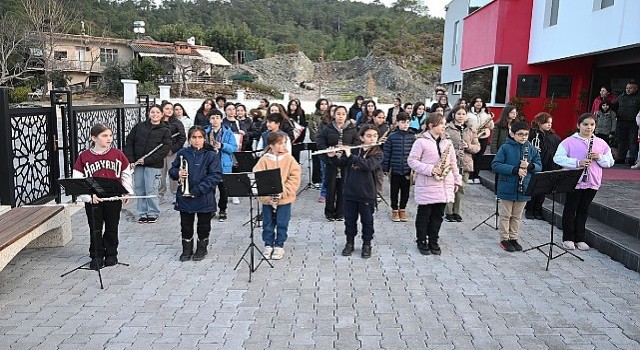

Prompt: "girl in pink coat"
[408,114,462,255]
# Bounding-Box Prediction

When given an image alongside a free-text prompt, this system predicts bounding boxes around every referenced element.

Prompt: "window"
[600,0,615,9]
[100,48,119,66]
[462,65,510,105]
[451,21,460,65]
[468,0,492,15]
[452,82,462,95]
[54,51,67,60]
[548,0,560,26]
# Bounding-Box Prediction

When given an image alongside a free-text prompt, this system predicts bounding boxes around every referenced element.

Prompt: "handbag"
[292,120,305,143]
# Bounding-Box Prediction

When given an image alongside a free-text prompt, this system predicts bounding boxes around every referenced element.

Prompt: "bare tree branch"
[0,14,33,85]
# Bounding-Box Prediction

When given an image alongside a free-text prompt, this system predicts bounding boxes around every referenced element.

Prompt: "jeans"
[158,152,177,197]
[389,174,411,210]
[134,166,161,218]
[262,203,292,247]
[343,199,375,243]
[320,160,327,197]
[415,203,445,244]
[180,212,213,240]
[85,201,122,258]
[562,189,597,243]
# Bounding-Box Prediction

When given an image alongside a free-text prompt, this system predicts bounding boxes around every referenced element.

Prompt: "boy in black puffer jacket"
[382,112,416,222]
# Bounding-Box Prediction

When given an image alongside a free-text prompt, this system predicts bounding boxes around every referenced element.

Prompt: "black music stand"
[523,169,584,270]
[472,154,499,230]
[58,177,129,289]
[226,169,282,282]
[234,152,263,228]
[296,142,318,195]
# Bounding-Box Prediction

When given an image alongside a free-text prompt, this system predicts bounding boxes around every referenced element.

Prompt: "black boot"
[429,240,441,255]
[341,236,355,256]
[417,240,430,255]
[361,243,372,259]
[534,210,544,220]
[192,238,208,261]
[180,238,193,262]
[525,210,534,220]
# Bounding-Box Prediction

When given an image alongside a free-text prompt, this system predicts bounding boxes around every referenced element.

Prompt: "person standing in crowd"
[430,95,451,116]
[382,112,415,222]
[446,98,467,123]
[408,102,427,134]
[349,95,364,121]
[266,103,296,143]
[308,98,330,196]
[408,114,462,256]
[403,102,413,119]
[490,104,518,154]
[591,85,616,115]
[215,96,227,118]
[615,81,640,166]
[356,100,377,127]
[157,101,186,202]
[444,106,479,223]
[204,110,237,222]
[316,106,359,221]
[253,132,301,260]
[257,113,292,154]
[467,97,494,183]
[370,110,388,201]
[594,101,617,146]
[257,98,270,117]
[194,99,215,127]
[287,98,307,162]
[74,124,133,270]
[124,105,171,224]
[174,103,193,147]
[387,97,404,125]
[554,113,614,250]
[169,126,222,262]
[491,121,542,252]
[235,103,254,151]
[524,112,561,220]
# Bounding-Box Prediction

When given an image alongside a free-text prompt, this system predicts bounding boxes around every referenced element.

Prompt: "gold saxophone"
[433,142,453,181]
[476,114,493,139]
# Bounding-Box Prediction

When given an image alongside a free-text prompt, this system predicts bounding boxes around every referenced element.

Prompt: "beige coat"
[445,122,480,173]
[253,152,301,205]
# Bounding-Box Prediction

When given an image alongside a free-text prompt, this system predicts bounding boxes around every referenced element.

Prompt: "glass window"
[601,0,614,9]
[54,51,67,60]
[100,48,119,66]
[452,21,460,65]
[549,0,560,26]
[462,65,510,105]
[468,0,492,15]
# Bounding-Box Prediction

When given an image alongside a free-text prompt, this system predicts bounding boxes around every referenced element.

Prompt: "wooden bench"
[0,205,72,272]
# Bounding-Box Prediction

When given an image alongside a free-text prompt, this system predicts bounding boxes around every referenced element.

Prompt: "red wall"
[460,0,594,137]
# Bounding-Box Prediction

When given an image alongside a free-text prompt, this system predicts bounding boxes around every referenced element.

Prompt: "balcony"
[27,59,101,72]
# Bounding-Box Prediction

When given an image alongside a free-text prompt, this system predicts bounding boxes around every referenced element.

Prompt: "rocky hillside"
[230,51,438,103]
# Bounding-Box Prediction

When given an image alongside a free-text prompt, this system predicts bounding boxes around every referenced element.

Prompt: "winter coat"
[614,92,640,122]
[383,129,416,175]
[529,129,562,171]
[332,147,383,202]
[408,113,427,133]
[445,122,480,173]
[124,120,172,168]
[591,94,616,115]
[315,120,359,161]
[166,117,187,154]
[553,133,614,191]
[408,131,462,205]
[467,109,494,139]
[253,152,301,206]
[194,111,214,127]
[491,138,542,201]
[169,146,222,213]
[204,124,237,173]
[490,125,509,154]
[348,105,362,121]
[386,106,404,125]
[308,111,327,142]
[594,110,617,136]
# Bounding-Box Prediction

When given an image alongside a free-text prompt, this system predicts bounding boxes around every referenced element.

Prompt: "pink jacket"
[408,131,462,205]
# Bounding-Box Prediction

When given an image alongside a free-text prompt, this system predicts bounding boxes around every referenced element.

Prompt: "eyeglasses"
[515,132,529,137]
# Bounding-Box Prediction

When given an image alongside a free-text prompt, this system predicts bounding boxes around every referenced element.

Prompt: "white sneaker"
[563,241,576,250]
[467,179,475,184]
[631,162,640,169]
[575,242,590,251]
[271,247,285,260]
[263,246,273,259]
[231,197,240,204]
[474,178,481,184]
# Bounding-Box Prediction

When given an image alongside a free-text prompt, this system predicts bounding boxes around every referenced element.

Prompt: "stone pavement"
[1,156,640,349]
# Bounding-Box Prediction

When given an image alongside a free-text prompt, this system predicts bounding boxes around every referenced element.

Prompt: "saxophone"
[476,113,493,139]
[433,142,453,181]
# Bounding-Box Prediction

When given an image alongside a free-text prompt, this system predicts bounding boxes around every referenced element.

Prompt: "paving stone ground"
[1,153,639,349]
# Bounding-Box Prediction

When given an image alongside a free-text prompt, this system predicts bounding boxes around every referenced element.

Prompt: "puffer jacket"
[445,122,480,173]
[491,138,542,201]
[408,131,462,205]
[166,117,187,154]
[315,120,359,161]
[382,128,415,175]
[594,110,617,136]
[203,124,237,173]
[169,146,222,213]
[124,120,172,168]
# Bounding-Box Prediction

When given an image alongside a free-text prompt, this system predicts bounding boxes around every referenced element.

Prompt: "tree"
[0,13,33,85]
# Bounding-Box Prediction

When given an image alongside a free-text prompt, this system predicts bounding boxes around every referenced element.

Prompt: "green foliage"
[49,71,70,88]
[99,61,130,97]
[230,73,254,83]
[138,81,158,95]
[9,86,30,103]
[240,81,282,99]
[131,57,164,84]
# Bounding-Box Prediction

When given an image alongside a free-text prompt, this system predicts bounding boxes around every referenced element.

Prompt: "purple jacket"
[408,131,462,205]
[553,133,614,190]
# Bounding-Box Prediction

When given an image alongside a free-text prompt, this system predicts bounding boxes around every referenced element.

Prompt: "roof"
[195,49,231,66]
[129,43,175,55]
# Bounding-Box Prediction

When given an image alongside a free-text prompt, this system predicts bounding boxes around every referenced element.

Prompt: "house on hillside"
[440,0,640,137]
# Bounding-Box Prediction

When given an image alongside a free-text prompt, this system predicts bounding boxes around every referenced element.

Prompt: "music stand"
[472,154,499,230]
[523,169,584,270]
[225,169,282,282]
[296,142,318,195]
[58,177,129,289]
[233,151,259,173]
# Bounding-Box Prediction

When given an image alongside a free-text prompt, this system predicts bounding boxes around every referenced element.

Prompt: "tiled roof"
[129,43,175,55]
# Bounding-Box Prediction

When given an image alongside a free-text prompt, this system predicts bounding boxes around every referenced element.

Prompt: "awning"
[138,52,174,58]
[195,49,231,66]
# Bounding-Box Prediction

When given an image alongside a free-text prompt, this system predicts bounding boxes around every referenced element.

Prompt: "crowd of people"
[72,82,634,268]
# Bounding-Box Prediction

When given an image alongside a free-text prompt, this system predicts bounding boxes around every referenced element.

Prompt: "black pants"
[292,143,302,163]
[561,189,597,242]
[390,174,411,210]
[616,120,639,162]
[312,155,322,184]
[85,201,122,259]
[415,203,445,244]
[324,163,343,218]
[344,200,375,244]
[180,212,214,240]
[470,138,489,179]
[525,193,545,213]
[217,181,228,212]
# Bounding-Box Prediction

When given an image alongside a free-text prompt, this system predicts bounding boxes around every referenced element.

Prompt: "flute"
[134,132,180,165]
[99,195,157,201]
[311,142,383,156]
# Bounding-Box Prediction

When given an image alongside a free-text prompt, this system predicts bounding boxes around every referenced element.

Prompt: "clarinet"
[581,136,594,182]
[518,145,529,193]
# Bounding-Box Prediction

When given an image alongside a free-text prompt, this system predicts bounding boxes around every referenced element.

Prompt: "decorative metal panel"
[123,107,141,143]
[73,109,120,153]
